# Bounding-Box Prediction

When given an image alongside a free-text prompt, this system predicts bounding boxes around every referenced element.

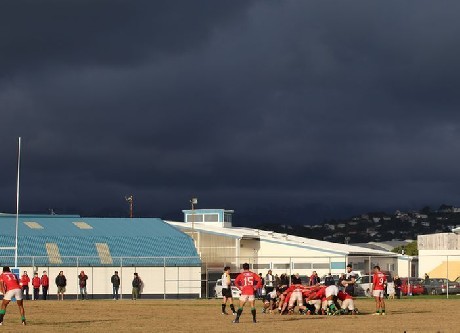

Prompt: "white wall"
[17,266,201,298]
[418,249,460,279]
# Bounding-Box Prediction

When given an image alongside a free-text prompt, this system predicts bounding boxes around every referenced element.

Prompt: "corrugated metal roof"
[0,215,200,267]
[166,221,395,256]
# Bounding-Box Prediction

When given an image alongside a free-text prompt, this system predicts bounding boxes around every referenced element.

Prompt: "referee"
[221,266,236,315]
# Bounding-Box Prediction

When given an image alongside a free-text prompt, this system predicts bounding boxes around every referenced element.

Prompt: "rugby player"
[221,266,236,315]
[0,267,26,326]
[371,265,387,315]
[337,290,356,314]
[233,263,262,324]
[262,288,281,313]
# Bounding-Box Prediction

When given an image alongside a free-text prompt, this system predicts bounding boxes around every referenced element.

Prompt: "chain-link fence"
[1,254,458,299]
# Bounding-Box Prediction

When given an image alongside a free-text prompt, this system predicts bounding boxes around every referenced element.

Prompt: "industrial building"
[167,209,411,296]
[418,228,460,280]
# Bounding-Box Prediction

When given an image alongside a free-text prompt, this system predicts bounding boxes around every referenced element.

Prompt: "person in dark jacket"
[55,271,67,301]
[393,275,402,299]
[132,273,142,300]
[111,271,121,300]
[324,273,335,286]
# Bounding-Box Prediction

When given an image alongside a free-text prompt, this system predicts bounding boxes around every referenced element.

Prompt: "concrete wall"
[17,266,201,299]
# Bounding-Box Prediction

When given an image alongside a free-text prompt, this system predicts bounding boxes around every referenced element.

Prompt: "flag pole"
[14,137,21,268]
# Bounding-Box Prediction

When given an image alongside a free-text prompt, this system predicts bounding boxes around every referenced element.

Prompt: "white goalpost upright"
[0,138,21,277]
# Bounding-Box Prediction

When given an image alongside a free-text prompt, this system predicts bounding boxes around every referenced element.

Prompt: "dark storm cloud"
[2,1,460,223]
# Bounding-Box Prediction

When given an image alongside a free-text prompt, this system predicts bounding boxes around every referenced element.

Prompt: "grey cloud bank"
[1,1,460,224]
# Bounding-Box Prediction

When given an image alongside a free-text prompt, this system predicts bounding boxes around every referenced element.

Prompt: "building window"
[273,263,290,269]
[312,263,329,269]
[204,214,219,222]
[293,263,312,269]
[186,214,203,223]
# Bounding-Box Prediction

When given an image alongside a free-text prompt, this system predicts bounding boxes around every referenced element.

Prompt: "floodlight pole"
[190,198,197,231]
[125,195,133,218]
[14,137,21,268]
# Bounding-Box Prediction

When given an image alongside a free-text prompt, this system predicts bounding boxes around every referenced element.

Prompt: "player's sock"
[251,307,256,322]
[381,309,385,314]
[230,304,236,313]
[0,309,5,323]
[236,307,243,320]
[221,304,226,313]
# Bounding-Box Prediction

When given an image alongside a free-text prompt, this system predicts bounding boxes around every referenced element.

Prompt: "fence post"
[446,255,449,299]
[163,257,166,300]
[120,257,123,300]
[76,257,79,300]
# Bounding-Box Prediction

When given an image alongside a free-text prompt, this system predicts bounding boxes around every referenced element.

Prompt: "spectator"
[78,271,88,300]
[279,274,289,291]
[424,273,430,282]
[324,273,335,286]
[132,273,142,300]
[32,272,41,300]
[257,273,264,299]
[338,273,346,289]
[41,271,49,300]
[292,273,302,285]
[55,271,67,301]
[309,271,320,286]
[111,271,121,300]
[274,274,280,287]
[393,275,402,299]
[264,270,275,295]
[20,271,30,300]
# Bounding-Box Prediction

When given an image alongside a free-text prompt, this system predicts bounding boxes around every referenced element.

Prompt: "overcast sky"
[1,1,460,224]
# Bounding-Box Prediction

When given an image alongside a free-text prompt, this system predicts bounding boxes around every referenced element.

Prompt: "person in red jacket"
[20,271,30,301]
[233,263,262,324]
[40,271,49,300]
[32,273,41,301]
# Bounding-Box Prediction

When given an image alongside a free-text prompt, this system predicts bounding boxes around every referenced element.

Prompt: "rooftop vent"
[45,243,62,264]
[24,221,44,229]
[73,221,93,229]
[95,243,113,265]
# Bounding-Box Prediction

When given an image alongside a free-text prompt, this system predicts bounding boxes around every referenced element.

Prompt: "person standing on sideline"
[324,273,335,286]
[41,271,49,300]
[393,275,402,299]
[264,270,275,295]
[0,266,26,325]
[111,271,121,300]
[221,266,236,315]
[371,266,387,315]
[132,273,142,300]
[232,263,262,324]
[343,264,357,296]
[78,271,88,300]
[55,271,67,301]
[32,273,41,300]
[20,271,30,301]
[309,271,320,286]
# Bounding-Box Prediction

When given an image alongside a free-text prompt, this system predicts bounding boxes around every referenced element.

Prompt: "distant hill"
[255,205,460,244]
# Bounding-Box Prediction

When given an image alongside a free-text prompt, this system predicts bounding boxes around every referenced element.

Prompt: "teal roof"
[0,215,200,267]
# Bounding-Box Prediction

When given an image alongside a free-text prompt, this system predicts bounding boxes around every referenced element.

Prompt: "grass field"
[0,296,459,332]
